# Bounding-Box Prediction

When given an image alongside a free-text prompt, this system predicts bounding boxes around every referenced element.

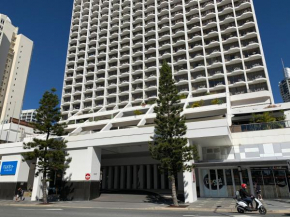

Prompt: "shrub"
[191,100,204,108]
[134,110,143,116]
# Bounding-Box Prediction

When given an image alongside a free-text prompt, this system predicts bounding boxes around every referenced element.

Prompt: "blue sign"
[0,161,18,175]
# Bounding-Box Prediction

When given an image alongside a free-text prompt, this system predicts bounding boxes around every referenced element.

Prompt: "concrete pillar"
[247,167,255,195]
[87,147,102,181]
[133,165,137,189]
[102,167,107,189]
[177,172,183,191]
[161,173,165,189]
[154,165,158,189]
[114,166,119,189]
[183,140,198,203]
[120,166,125,189]
[146,165,151,189]
[108,167,113,189]
[183,168,197,203]
[126,165,131,189]
[138,165,144,189]
[31,171,43,201]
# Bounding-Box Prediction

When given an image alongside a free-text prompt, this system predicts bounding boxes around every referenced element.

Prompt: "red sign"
[85,173,91,180]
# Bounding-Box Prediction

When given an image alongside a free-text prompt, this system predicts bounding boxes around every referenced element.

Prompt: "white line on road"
[18,208,63,211]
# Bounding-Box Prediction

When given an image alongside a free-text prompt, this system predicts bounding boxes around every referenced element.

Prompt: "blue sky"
[1,0,290,109]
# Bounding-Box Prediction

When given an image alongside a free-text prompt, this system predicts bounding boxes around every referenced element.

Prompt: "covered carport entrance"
[100,143,185,195]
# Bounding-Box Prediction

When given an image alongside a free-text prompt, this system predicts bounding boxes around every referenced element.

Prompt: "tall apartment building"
[5,0,290,203]
[0,14,33,122]
[61,0,273,120]
[20,109,37,123]
[279,67,290,102]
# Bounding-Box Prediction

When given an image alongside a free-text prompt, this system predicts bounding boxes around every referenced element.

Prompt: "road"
[0,206,287,217]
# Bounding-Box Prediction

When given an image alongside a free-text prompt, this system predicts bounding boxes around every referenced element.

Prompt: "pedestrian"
[15,187,23,202]
[255,182,263,200]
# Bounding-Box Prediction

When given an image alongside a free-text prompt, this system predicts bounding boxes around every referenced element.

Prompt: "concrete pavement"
[0,195,289,214]
[0,206,288,217]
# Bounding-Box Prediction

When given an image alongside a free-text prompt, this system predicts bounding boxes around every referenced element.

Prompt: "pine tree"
[23,88,71,204]
[149,61,199,206]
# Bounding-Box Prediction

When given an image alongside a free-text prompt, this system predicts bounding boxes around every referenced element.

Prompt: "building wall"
[61,0,273,120]
[0,35,33,121]
[0,14,33,123]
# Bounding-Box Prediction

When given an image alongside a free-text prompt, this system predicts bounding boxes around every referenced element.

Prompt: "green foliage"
[22,88,71,204]
[191,100,204,108]
[211,98,224,105]
[133,110,143,116]
[179,94,187,100]
[149,61,199,206]
[251,111,285,123]
[147,100,156,105]
[68,120,75,125]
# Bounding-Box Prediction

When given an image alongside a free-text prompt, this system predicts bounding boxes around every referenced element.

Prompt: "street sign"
[85,173,91,180]
[0,161,18,175]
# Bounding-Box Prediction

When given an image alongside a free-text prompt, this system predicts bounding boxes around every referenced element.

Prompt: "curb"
[0,203,289,214]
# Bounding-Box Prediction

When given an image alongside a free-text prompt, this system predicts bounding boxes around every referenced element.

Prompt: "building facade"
[279,67,290,102]
[20,109,37,123]
[61,0,273,120]
[1,0,290,202]
[0,14,33,123]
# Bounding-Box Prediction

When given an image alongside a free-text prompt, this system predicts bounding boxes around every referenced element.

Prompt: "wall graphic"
[0,161,18,175]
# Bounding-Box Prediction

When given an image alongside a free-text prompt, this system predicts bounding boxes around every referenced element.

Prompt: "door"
[209,169,218,197]
[217,169,228,197]
[201,169,228,197]
[274,170,290,198]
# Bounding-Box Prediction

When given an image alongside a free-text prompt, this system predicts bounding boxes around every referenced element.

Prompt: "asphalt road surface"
[0,206,287,217]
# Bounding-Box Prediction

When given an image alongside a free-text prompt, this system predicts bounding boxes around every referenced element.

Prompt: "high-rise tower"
[0,14,33,122]
[61,0,273,121]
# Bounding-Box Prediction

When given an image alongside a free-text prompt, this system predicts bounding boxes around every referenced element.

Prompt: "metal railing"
[231,120,290,133]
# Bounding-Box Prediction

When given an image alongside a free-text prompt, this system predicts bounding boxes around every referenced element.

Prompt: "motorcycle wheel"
[259,206,267,215]
[237,207,245,213]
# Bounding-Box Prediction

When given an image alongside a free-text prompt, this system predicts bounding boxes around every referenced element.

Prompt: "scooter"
[234,191,267,215]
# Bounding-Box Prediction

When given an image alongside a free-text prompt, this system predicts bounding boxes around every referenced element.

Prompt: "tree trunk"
[171,174,179,206]
[42,175,48,204]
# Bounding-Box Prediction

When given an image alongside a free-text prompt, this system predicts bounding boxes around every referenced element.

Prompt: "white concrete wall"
[65,147,101,181]
[0,154,29,182]
[232,127,290,145]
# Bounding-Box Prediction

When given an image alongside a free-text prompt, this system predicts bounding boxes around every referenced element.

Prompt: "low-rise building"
[0,101,290,201]
[20,109,37,123]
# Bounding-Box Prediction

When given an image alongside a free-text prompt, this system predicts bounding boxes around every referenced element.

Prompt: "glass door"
[233,169,241,194]
[201,169,211,197]
[262,169,277,198]
[217,169,228,197]
[251,170,264,198]
[274,170,290,198]
[209,169,218,197]
[225,169,235,197]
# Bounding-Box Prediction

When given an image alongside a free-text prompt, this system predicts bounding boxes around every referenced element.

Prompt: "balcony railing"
[230,120,290,133]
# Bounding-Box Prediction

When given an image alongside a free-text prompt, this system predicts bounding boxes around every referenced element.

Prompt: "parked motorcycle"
[234,190,267,215]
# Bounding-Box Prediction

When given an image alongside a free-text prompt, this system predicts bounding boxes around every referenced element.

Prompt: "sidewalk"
[0,197,289,214]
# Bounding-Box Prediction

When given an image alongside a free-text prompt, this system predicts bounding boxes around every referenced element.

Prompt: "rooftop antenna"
[282,58,286,78]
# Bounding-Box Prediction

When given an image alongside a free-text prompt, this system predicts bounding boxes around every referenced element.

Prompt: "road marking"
[18,208,63,211]
[183,215,195,217]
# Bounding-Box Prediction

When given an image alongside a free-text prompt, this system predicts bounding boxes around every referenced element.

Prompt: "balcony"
[230,120,290,133]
